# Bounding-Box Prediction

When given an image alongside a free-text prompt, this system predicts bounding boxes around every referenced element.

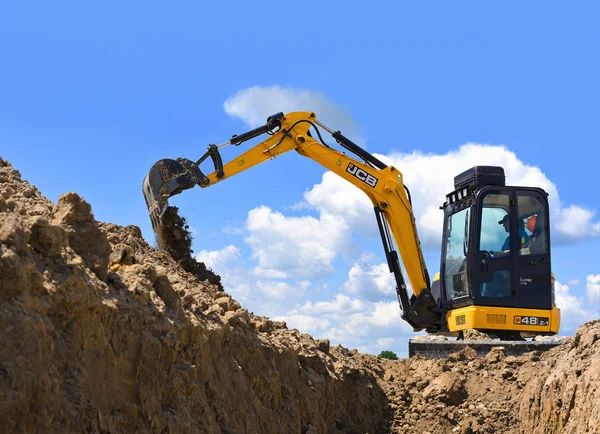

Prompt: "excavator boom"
[142,111,437,331]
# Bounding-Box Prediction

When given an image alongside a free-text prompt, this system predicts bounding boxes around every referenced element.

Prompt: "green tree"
[378,350,398,360]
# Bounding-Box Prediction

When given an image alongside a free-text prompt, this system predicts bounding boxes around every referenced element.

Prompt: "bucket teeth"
[142,173,167,232]
[142,158,200,233]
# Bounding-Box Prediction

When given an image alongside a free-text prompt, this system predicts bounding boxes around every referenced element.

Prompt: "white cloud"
[301,171,376,236]
[223,85,365,143]
[554,280,597,332]
[298,143,600,249]
[567,279,580,286]
[273,313,331,337]
[586,274,600,307]
[376,337,395,348]
[222,225,244,235]
[367,301,407,328]
[252,268,289,279]
[380,145,600,246]
[195,244,241,270]
[298,294,366,316]
[199,245,325,318]
[219,273,315,318]
[324,300,417,356]
[282,295,416,356]
[244,205,351,280]
[257,280,310,300]
[343,254,396,301]
[553,206,600,243]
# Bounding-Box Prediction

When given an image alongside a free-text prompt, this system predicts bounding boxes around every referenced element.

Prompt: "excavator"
[143,111,561,358]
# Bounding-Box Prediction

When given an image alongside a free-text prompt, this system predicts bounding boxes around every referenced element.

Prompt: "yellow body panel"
[447,305,561,334]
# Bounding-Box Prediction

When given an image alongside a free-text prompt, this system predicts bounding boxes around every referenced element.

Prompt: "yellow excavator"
[143,111,561,357]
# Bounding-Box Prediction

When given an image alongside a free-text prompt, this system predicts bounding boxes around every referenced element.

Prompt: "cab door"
[472,190,516,307]
[514,190,553,309]
[442,205,472,308]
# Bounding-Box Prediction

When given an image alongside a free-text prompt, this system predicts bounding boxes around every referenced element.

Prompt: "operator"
[494,214,528,257]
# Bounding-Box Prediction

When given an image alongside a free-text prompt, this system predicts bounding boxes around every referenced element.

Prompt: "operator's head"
[526,215,537,233]
[498,214,510,232]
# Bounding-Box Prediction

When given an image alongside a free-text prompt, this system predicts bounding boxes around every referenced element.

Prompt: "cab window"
[479,192,513,298]
[518,192,549,255]
[479,193,512,256]
[444,207,470,300]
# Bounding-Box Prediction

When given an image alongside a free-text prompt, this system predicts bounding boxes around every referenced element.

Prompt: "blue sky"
[1,2,599,356]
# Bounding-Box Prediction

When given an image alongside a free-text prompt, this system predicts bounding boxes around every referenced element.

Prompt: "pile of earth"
[380,321,599,433]
[1,157,598,433]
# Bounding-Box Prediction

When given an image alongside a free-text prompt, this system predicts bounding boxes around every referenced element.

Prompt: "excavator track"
[408,337,565,359]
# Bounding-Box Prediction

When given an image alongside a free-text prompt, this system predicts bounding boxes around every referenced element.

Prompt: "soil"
[156,206,222,290]
[1,157,598,433]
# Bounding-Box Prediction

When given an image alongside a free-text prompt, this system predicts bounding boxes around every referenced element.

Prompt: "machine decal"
[513,316,549,326]
[519,277,533,286]
[346,163,378,188]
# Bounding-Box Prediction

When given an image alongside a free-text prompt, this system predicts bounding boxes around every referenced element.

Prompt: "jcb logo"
[346,163,378,188]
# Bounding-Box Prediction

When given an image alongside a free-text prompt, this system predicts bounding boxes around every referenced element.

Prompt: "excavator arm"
[143,111,442,331]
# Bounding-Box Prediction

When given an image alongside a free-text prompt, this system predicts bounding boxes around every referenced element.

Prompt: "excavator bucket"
[142,158,200,232]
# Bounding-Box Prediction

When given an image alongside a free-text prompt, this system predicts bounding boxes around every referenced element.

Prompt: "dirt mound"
[1,157,598,433]
[381,323,599,433]
[518,320,600,434]
[0,158,392,433]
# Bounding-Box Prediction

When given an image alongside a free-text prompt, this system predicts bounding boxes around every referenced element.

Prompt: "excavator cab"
[434,166,559,338]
